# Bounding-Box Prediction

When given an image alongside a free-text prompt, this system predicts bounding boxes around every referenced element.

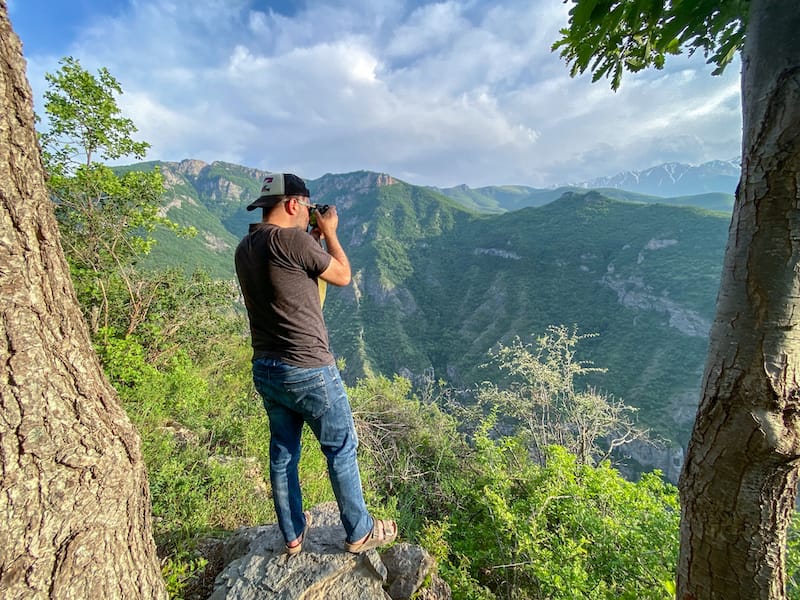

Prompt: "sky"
[8,0,743,188]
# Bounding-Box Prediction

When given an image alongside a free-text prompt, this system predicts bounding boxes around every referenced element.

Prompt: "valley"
[142,159,731,467]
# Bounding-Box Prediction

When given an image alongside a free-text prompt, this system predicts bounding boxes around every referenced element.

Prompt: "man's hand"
[315,205,339,239]
[315,206,351,286]
[309,226,323,242]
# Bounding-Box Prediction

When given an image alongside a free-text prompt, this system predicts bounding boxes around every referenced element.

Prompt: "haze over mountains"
[139,157,736,478]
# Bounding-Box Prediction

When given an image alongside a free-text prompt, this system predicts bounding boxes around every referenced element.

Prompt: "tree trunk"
[0,5,167,599]
[677,0,800,598]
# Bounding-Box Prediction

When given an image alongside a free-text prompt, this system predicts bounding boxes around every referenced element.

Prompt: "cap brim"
[246,196,282,211]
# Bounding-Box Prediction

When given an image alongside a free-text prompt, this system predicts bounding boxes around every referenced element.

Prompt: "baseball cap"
[246,173,310,211]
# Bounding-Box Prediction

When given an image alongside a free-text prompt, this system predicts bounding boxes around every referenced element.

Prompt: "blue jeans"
[252,358,373,544]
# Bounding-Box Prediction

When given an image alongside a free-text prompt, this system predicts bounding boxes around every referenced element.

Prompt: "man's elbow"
[321,264,351,287]
[331,271,351,287]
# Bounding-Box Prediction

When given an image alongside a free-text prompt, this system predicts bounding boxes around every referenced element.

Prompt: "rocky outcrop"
[209,503,450,600]
[202,231,232,252]
[474,247,522,260]
[315,171,398,201]
[618,439,686,483]
[159,159,266,203]
[600,273,710,337]
[176,158,208,177]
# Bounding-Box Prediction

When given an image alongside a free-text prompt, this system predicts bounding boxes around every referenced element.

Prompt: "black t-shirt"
[235,223,334,367]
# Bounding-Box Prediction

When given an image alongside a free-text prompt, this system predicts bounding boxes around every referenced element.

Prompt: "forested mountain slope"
[141,160,729,449]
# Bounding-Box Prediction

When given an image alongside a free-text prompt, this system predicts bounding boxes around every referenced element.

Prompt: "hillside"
[429,159,737,213]
[432,182,734,214]
[134,159,263,278]
[321,187,727,451]
[140,160,729,452]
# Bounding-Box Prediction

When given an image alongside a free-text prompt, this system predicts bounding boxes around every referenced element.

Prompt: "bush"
[348,374,470,533]
[440,428,679,600]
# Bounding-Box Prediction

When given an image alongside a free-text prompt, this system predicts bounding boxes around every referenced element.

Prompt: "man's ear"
[284,197,298,215]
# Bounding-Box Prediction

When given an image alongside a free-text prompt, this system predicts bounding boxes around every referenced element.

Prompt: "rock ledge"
[209,502,450,600]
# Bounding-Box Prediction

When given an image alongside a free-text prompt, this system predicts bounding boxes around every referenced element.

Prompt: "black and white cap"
[246,173,310,211]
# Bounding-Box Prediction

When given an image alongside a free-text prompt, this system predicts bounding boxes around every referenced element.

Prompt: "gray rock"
[382,543,435,600]
[209,502,450,600]
[416,574,452,600]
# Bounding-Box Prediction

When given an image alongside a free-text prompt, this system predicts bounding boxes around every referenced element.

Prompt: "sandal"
[286,511,312,556]
[345,517,398,554]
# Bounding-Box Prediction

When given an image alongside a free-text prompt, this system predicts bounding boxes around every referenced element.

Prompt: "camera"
[309,203,330,227]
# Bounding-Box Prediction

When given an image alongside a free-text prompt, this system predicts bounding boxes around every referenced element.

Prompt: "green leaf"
[569,0,599,28]
[553,0,746,89]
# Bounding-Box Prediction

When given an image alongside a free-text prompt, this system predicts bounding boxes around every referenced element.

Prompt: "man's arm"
[319,232,351,286]
[316,206,351,286]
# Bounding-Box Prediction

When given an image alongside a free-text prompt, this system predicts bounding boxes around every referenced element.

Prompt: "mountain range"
[572,158,740,197]
[430,158,738,213]
[138,158,736,478]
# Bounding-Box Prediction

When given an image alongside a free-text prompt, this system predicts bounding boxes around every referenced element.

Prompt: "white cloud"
[385,2,467,59]
[17,0,743,188]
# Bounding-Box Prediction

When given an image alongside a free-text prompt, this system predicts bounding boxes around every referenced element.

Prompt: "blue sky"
[8,0,742,188]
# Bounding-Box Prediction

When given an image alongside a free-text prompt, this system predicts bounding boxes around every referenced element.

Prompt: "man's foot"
[286,511,312,556]
[345,518,398,553]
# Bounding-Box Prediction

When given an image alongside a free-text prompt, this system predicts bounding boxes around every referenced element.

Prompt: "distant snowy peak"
[575,158,740,197]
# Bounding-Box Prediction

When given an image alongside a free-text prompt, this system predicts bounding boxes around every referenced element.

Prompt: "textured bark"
[677,0,800,598]
[0,4,166,599]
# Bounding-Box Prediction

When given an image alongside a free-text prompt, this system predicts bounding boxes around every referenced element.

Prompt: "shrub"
[441,427,679,600]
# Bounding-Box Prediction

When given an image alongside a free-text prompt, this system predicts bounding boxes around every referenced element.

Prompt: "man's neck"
[265,214,294,228]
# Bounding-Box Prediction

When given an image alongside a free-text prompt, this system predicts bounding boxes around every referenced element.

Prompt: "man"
[234,173,397,555]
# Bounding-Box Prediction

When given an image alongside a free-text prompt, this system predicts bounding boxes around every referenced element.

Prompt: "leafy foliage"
[317,371,682,599]
[34,61,265,597]
[444,436,679,599]
[39,57,196,337]
[479,325,646,465]
[40,56,149,171]
[97,331,275,592]
[348,374,469,533]
[553,0,748,89]
[332,372,681,599]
